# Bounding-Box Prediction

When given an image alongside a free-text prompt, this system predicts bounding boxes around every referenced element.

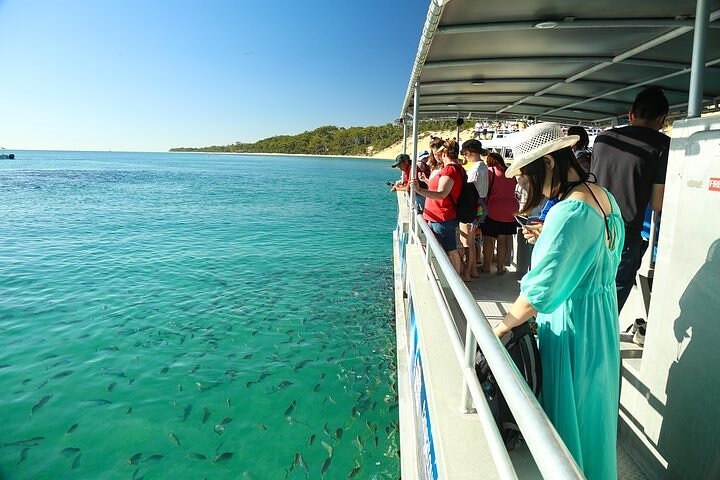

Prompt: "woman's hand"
[522,223,543,244]
[494,295,537,337]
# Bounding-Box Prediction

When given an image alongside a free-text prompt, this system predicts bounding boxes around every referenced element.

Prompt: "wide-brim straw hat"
[505,123,579,178]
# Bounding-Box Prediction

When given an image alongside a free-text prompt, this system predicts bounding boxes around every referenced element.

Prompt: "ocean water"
[0,151,399,479]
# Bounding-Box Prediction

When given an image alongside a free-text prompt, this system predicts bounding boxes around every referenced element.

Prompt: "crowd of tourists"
[391,85,670,480]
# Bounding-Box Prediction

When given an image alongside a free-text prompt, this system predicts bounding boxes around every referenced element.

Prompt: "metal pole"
[402,117,408,154]
[688,0,710,118]
[410,83,420,237]
[460,323,477,413]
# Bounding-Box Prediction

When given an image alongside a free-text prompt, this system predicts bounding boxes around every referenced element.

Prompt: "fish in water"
[201,407,211,424]
[294,453,308,473]
[321,457,331,476]
[187,452,207,460]
[284,401,296,417]
[65,423,78,435]
[107,382,116,392]
[60,447,80,457]
[160,366,169,374]
[286,452,309,478]
[128,452,143,465]
[335,428,343,440]
[220,416,233,425]
[182,404,193,422]
[213,452,233,464]
[51,370,74,379]
[308,434,316,447]
[125,407,133,415]
[320,441,333,458]
[84,399,113,405]
[30,394,53,418]
[293,359,311,372]
[71,453,81,470]
[2,436,45,447]
[142,454,164,463]
[18,447,29,465]
[168,433,181,446]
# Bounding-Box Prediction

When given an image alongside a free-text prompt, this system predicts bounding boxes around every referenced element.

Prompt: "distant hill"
[169,121,463,156]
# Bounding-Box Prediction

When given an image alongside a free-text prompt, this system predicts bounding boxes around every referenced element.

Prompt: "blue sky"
[0,0,427,151]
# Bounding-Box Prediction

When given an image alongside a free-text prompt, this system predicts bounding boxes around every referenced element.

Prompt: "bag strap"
[446,163,466,206]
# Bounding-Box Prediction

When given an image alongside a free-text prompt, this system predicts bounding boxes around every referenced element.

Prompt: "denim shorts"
[428,219,459,252]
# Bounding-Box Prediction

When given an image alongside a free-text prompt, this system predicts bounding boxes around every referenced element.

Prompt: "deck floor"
[462,261,652,479]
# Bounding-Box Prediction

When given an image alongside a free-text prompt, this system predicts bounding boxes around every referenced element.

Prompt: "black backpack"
[449,164,480,223]
[475,321,542,450]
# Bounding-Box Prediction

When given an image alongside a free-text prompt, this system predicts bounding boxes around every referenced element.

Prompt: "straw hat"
[505,123,579,178]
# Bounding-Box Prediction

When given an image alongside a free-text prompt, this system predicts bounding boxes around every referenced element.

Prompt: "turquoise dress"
[520,193,625,480]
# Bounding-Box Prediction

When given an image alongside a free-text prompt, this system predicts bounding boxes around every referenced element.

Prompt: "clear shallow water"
[0,151,399,479]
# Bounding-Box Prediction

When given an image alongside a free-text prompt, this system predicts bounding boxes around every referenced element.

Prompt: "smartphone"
[515,215,541,227]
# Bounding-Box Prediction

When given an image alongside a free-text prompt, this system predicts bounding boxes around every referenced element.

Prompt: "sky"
[0,0,428,152]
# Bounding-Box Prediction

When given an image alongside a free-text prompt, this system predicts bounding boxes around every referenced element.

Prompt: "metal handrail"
[408,210,584,479]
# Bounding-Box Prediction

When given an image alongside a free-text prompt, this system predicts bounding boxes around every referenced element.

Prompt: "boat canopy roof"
[401,0,720,125]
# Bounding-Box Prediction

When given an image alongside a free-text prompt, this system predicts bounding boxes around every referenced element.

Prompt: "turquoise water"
[0,151,399,479]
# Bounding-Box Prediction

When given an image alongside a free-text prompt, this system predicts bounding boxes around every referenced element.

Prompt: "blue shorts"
[428,219,459,252]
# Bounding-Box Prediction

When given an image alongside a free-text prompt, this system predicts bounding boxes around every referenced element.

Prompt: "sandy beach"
[371,127,477,160]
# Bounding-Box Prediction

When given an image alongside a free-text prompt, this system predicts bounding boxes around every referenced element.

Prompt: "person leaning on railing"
[410,139,465,274]
[494,123,626,480]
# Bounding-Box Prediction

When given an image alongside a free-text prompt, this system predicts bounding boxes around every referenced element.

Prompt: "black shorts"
[480,216,518,237]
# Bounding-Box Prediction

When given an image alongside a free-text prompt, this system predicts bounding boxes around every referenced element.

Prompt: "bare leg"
[448,250,462,275]
[460,223,477,280]
[497,235,508,274]
[482,236,496,273]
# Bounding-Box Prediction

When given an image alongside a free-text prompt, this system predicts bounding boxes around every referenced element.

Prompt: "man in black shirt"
[591,86,670,313]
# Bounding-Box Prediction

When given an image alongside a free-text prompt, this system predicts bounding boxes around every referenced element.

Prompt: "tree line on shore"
[169,120,460,156]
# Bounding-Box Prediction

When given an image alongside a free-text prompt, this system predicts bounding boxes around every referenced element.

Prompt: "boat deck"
[461,260,652,479]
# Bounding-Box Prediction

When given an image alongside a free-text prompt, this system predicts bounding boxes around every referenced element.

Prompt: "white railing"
[400,193,584,479]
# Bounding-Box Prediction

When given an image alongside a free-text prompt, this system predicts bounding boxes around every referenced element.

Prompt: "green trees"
[169,120,457,156]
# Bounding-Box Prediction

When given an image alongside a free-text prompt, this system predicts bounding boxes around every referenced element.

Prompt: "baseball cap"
[418,150,430,161]
[461,139,484,154]
[391,153,411,167]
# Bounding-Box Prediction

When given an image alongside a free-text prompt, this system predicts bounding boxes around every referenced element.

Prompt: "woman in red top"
[411,139,465,273]
[480,152,519,274]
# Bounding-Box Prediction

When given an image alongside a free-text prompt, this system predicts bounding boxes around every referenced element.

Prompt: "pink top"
[486,166,519,222]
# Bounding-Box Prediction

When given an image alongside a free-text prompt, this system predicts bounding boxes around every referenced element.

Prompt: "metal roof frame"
[401,0,720,125]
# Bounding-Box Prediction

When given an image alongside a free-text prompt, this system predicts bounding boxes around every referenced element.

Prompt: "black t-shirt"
[590,126,669,237]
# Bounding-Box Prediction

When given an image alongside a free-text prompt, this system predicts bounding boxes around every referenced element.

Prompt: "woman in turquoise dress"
[494,123,625,480]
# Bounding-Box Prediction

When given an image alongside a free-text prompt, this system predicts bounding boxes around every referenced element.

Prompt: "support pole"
[688,0,710,118]
[402,118,408,154]
[410,83,420,237]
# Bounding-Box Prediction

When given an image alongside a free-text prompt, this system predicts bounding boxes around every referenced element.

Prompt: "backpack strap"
[447,163,466,205]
